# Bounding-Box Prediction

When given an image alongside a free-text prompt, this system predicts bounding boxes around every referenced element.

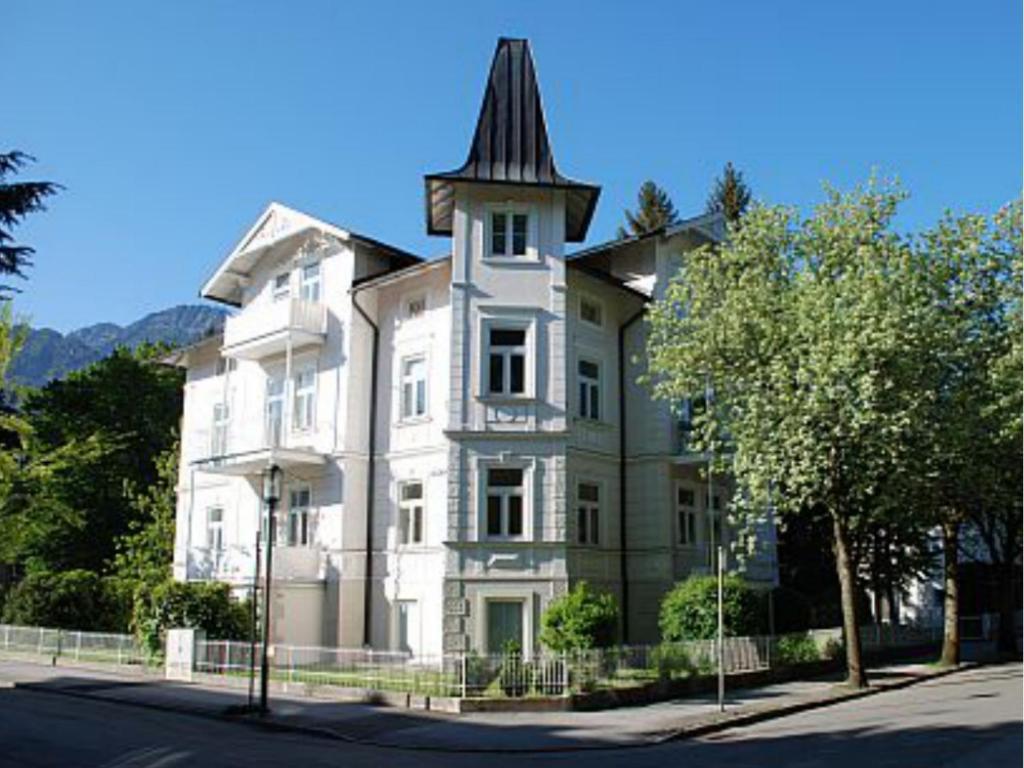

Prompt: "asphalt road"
[0,663,1019,767]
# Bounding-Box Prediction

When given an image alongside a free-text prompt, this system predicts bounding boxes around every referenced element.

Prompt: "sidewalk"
[0,656,965,752]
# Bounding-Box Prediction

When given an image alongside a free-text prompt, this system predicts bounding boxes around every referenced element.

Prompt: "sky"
[5,1,1022,333]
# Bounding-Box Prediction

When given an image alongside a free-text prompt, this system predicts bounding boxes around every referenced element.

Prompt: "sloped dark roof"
[425,38,600,243]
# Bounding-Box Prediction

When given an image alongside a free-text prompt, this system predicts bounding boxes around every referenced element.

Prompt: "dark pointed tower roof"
[425,38,601,243]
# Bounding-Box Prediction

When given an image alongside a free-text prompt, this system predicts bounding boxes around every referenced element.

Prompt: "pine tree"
[1,151,60,295]
[618,180,679,238]
[706,162,752,225]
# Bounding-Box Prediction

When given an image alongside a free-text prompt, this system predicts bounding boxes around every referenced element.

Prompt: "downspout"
[618,307,645,644]
[351,289,379,648]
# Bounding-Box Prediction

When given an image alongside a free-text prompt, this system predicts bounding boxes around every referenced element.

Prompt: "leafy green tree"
[659,575,764,641]
[133,580,252,658]
[0,347,182,573]
[706,162,751,225]
[916,200,1023,663]
[539,582,619,651]
[647,180,936,687]
[618,180,679,238]
[0,152,60,295]
[111,439,179,592]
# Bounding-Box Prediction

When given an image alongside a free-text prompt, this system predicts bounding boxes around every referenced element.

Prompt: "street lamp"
[259,464,281,715]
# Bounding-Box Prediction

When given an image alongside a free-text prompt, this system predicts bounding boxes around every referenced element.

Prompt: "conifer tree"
[618,180,679,238]
[706,162,752,225]
[1,151,60,295]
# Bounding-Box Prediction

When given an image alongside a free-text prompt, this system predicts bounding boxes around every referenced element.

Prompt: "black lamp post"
[259,464,281,715]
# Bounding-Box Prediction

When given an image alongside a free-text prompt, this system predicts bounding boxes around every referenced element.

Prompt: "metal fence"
[193,635,779,698]
[0,623,148,668]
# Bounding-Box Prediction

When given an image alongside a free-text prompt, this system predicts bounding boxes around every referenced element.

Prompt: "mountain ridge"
[10,304,227,387]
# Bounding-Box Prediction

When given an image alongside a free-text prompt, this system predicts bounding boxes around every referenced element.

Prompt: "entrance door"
[397,600,420,656]
[486,600,524,654]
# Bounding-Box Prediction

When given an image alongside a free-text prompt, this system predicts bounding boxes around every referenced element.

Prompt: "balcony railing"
[222,298,326,358]
[186,545,322,583]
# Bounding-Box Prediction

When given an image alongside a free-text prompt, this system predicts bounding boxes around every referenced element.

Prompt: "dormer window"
[272,272,291,302]
[489,210,529,258]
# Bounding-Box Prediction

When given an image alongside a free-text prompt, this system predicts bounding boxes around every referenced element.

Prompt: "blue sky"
[6,1,1021,332]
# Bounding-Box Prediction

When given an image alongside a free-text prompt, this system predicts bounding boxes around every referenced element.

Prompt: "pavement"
[0,655,991,752]
[0,661,1019,767]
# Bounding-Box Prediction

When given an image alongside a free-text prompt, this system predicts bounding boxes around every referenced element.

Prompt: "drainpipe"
[618,308,644,644]
[351,290,379,648]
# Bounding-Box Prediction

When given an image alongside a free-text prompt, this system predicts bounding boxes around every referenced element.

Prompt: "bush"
[132,579,251,658]
[1,570,129,631]
[774,633,821,665]
[651,643,696,679]
[659,575,764,641]
[539,581,619,652]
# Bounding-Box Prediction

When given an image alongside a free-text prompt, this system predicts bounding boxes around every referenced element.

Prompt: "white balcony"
[272,546,321,582]
[189,416,328,477]
[222,298,327,360]
[185,545,323,584]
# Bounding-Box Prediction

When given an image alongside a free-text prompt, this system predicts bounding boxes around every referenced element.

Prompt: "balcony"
[189,416,328,477]
[222,298,327,360]
[185,545,322,583]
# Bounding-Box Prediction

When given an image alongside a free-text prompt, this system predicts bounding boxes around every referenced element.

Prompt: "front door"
[486,600,524,654]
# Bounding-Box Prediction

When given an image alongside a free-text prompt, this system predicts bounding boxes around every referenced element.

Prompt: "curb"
[8,663,973,754]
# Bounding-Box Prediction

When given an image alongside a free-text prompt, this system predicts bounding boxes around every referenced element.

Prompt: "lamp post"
[259,464,281,715]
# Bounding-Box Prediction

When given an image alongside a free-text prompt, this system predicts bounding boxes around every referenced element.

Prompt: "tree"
[706,162,752,225]
[111,439,179,592]
[0,346,182,574]
[0,152,60,295]
[539,582,619,651]
[618,180,679,238]
[917,200,1023,662]
[647,180,936,687]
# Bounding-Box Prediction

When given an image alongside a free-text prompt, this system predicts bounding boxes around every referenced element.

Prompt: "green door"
[486,600,524,654]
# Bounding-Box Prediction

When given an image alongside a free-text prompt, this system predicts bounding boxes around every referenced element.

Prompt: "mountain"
[10,304,228,388]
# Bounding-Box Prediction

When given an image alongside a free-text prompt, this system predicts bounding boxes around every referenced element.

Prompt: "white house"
[170,38,776,656]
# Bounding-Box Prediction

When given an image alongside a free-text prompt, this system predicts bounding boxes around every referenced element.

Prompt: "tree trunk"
[832,513,868,687]
[939,520,960,667]
[994,562,1019,657]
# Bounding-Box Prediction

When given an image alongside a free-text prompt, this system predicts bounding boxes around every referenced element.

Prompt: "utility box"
[165,628,205,682]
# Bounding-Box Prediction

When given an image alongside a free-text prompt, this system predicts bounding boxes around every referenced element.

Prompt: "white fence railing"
[0,624,148,667]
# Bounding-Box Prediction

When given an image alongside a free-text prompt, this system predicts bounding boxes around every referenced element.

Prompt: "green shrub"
[1,570,130,631]
[774,633,821,665]
[822,637,844,661]
[659,575,764,641]
[651,643,696,679]
[539,581,619,652]
[132,579,251,658]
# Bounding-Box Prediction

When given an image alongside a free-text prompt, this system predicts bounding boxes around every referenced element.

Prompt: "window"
[676,486,697,545]
[292,368,316,432]
[577,482,600,546]
[272,272,291,302]
[265,376,285,447]
[400,356,427,420]
[288,486,311,546]
[207,507,224,551]
[486,467,524,538]
[398,481,424,546]
[577,359,601,420]
[215,357,237,376]
[300,261,321,302]
[211,402,230,457]
[406,295,426,319]
[489,210,529,258]
[487,328,526,396]
[580,297,603,327]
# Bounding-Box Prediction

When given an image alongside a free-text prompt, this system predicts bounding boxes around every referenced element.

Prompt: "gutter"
[350,291,379,648]
[618,307,645,643]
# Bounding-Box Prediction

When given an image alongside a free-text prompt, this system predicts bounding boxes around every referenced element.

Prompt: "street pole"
[718,543,725,712]
[259,465,280,715]
[248,530,261,709]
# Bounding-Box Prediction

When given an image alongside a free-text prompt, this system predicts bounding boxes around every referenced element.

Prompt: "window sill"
[478,394,537,405]
[396,416,432,428]
[481,255,541,267]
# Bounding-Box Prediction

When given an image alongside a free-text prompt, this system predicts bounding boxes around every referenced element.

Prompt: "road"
[0,663,1018,767]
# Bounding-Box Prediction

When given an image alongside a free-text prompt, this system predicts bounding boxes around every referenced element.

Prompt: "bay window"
[486,467,524,539]
[487,328,527,396]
